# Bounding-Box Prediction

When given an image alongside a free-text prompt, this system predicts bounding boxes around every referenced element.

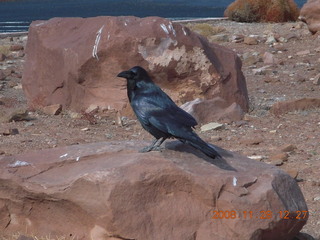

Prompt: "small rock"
[3,128,19,136]
[266,158,284,166]
[244,36,258,45]
[286,33,300,41]
[24,122,34,127]
[264,77,280,83]
[265,36,277,44]
[17,51,25,58]
[277,37,287,43]
[231,34,244,43]
[269,152,289,162]
[273,45,287,52]
[286,169,299,179]
[248,155,265,161]
[263,52,278,65]
[0,70,6,80]
[296,50,310,56]
[13,83,23,89]
[241,138,263,146]
[8,110,32,122]
[42,104,62,115]
[311,73,320,85]
[242,52,261,65]
[315,46,320,52]
[279,144,297,153]
[210,135,222,141]
[234,120,248,127]
[210,34,229,42]
[200,122,224,132]
[296,74,306,83]
[292,22,304,29]
[68,111,82,119]
[0,53,6,61]
[9,44,24,51]
[252,66,271,75]
[313,196,320,201]
[85,104,99,114]
[81,127,90,131]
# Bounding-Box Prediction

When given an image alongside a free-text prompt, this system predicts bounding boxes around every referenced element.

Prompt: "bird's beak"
[117,70,132,79]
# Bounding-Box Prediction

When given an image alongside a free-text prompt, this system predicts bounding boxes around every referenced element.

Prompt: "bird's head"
[117,66,151,83]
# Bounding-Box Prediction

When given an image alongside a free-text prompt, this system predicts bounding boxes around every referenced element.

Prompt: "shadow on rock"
[164,140,236,171]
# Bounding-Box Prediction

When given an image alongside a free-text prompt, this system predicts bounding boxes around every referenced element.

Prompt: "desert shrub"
[187,23,226,37]
[224,0,300,23]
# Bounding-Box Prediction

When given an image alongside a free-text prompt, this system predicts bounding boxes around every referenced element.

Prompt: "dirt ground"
[0,20,319,239]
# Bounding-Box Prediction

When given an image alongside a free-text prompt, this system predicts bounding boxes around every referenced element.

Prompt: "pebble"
[263,52,277,65]
[296,50,310,56]
[200,122,224,132]
[278,144,297,153]
[8,110,31,122]
[210,135,222,141]
[248,155,264,161]
[313,196,320,201]
[265,36,277,44]
[269,152,289,162]
[42,104,62,115]
[311,73,320,85]
[241,137,263,146]
[0,53,6,62]
[244,36,258,45]
[3,128,19,136]
[286,169,298,179]
[252,66,270,75]
[231,34,244,43]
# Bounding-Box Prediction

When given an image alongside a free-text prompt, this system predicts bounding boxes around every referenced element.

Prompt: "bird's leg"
[139,137,165,153]
[153,137,166,149]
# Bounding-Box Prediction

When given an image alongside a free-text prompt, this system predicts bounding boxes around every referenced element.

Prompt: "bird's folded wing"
[133,94,197,128]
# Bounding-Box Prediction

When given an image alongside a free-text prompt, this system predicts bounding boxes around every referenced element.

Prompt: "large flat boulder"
[300,0,320,34]
[0,141,307,240]
[22,16,248,123]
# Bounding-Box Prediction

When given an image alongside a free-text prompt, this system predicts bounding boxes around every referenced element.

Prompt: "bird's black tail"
[184,133,221,159]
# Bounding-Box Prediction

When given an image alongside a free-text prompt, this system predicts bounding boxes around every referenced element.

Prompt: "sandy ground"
[0,19,319,239]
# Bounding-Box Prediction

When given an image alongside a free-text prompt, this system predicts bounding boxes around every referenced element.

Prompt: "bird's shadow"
[164,140,237,172]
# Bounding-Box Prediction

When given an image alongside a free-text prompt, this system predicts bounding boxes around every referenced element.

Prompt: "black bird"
[117,66,221,159]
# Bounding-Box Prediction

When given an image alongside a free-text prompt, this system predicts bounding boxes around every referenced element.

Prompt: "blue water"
[0,0,307,33]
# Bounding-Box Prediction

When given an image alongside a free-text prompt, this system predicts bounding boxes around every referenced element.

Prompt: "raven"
[117,66,221,159]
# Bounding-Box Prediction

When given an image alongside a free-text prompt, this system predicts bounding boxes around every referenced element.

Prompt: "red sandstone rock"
[180,97,244,123]
[0,141,308,239]
[300,0,320,34]
[22,16,248,123]
[270,98,320,115]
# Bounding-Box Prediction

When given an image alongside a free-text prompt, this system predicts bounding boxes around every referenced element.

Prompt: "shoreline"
[0,17,229,37]
[0,31,28,38]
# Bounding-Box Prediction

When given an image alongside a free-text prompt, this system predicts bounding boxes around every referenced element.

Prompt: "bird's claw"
[139,146,164,153]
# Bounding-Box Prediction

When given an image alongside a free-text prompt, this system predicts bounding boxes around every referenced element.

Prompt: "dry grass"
[187,23,226,37]
[224,0,300,23]
[0,45,10,55]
